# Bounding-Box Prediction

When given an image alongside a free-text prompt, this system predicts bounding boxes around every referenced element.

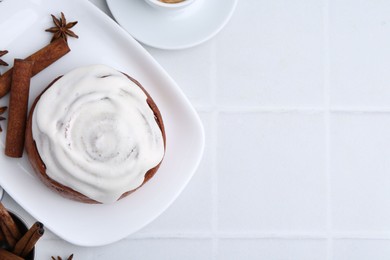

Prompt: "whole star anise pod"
[0,50,8,66]
[45,12,78,43]
[51,254,74,260]
[0,106,7,133]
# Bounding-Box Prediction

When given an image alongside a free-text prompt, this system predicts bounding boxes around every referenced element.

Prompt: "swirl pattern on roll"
[32,65,165,203]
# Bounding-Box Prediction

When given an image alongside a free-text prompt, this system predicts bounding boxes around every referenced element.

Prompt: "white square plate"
[0,0,204,246]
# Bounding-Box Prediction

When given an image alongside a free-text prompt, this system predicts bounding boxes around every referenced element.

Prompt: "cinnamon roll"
[25,65,166,204]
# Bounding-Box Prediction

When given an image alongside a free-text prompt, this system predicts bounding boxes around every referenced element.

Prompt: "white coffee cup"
[144,0,197,11]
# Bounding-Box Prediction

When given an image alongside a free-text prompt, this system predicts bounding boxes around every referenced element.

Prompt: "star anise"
[0,50,8,66]
[0,106,7,133]
[51,254,74,260]
[45,12,78,43]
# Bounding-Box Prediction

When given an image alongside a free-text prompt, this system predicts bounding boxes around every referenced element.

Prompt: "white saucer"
[106,0,238,50]
[0,186,3,201]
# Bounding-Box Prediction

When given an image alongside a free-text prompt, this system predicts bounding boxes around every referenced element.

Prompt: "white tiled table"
[3,0,390,259]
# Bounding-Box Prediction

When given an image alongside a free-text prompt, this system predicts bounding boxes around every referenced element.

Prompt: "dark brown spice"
[4,59,33,158]
[51,254,73,260]
[45,12,78,43]
[0,50,8,67]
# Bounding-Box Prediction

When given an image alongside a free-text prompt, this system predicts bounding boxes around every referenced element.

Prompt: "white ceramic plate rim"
[0,0,204,246]
[106,0,238,50]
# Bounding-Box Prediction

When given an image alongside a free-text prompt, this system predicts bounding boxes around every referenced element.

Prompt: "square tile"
[216,0,325,107]
[331,113,390,230]
[330,0,390,107]
[218,239,327,260]
[145,42,214,107]
[334,239,390,260]
[37,239,213,260]
[218,112,327,231]
[136,112,213,234]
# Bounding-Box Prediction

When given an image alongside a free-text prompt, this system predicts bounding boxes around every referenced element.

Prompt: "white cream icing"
[32,65,165,203]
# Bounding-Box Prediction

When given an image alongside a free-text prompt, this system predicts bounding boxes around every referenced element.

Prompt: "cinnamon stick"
[0,202,21,249]
[13,221,43,256]
[5,59,34,158]
[17,227,44,258]
[0,248,23,260]
[0,38,70,98]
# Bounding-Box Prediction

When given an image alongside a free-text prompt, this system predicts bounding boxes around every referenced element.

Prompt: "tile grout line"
[209,39,218,106]
[210,39,219,260]
[211,110,219,259]
[126,230,390,240]
[194,105,390,114]
[323,0,333,258]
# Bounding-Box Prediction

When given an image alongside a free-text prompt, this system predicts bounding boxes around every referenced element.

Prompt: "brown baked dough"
[25,73,166,203]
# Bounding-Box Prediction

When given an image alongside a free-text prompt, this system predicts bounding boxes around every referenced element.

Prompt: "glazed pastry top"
[32,65,165,203]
